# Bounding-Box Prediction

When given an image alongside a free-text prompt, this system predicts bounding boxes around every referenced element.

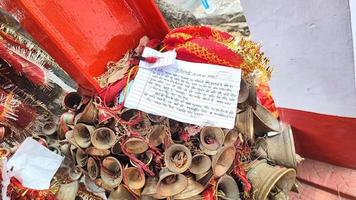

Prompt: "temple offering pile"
[0,26,302,200]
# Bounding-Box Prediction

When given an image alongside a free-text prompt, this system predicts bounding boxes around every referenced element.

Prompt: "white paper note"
[125,50,241,129]
[6,137,64,190]
[139,47,177,69]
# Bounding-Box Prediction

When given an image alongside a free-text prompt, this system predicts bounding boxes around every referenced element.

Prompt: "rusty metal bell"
[101,156,123,188]
[238,79,250,104]
[199,143,218,156]
[270,191,288,200]
[142,177,162,198]
[123,137,148,154]
[91,127,116,150]
[120,108,140,122]
[108,185,135,200]
[130,113,152,136]
[238,78,257,107]
[111,140,122,155]
[123,167,146,190]
[69,166,82,181]
[254,124,297,168]
[63,92,82,111]
[196,170,214,188]
[97,109,113,126]
[65,130,79,148]
[235,107,254,143]
[42,121,58,136]
[73,123,94,148]
[174,177,204,199]
[189,154,211,175]
[87,157,99,180]
[146,125,167,147]
[224,129,239,146]
[147,113,166,123]
[253,104,281,136]
[212,146,236,177]
[75,99,98,124]
[130,151,153,167]
[48,144,61,155]
[156,168,188,197]
[246,160,296,200]
[200,127,225,151]
[75,147,88,167]
[85,147,110,157]
[56,181,79,200]
[165,144,192,173]
[215,175,240,200]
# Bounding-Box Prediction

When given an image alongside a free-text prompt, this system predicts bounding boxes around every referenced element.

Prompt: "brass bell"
[146,125,167,147]
[196,170,214,188]
[200,127,225,151]
[56,181,79,200]
[91,127,116,150]
[246,160,296,200]
[147,113,166,123]
[69,166,82,181]
[165,144,192,173]
[108,185,135,200]
[253,103,281,136]
[101,156,123,188]
[224,129,239,146]
[75,147,88,167]
[238,78,257,107]
[254,124,298,168]
[111,140,122,155]
[174,177,204,199]
[142,176,158,196]
[75,99,98,124]
[215,175,240,200]
[189,154,211,175]
[73,123,94,148]
[120,108,140,122]
[235,107,254,143]
[156,168,188,197]
[123,167,146,190]
[123,137,148,154]
[212,146,236,177]
[63,92,82,111]
[42,121,58,136]
[130,151,153,167]
[85,147,110,157]
[48,144,61,155]
[65,130,79,148]
[87,157,99,180]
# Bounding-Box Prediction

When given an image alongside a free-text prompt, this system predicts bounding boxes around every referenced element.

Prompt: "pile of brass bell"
[36,77,300,200]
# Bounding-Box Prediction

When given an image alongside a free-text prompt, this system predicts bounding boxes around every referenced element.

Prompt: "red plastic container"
[0,0,170,93]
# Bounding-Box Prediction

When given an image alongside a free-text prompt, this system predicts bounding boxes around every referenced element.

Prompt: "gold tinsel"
[236,39,273,83]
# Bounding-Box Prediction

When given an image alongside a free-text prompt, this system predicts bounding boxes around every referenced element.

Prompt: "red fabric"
[0,41,47,86]
[163,26,277,115]
[98,78,128,104]
[143,56,158,63]
[202,186,215,200]
[256,82,278,117]
[7,177,56,200]
[163,26,243,67]
[146,38,161,49]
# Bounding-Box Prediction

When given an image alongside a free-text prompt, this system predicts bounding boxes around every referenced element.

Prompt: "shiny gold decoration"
[236,39,273,83]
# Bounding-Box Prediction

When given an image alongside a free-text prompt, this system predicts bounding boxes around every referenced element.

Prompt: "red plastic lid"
[1,0,170,93]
